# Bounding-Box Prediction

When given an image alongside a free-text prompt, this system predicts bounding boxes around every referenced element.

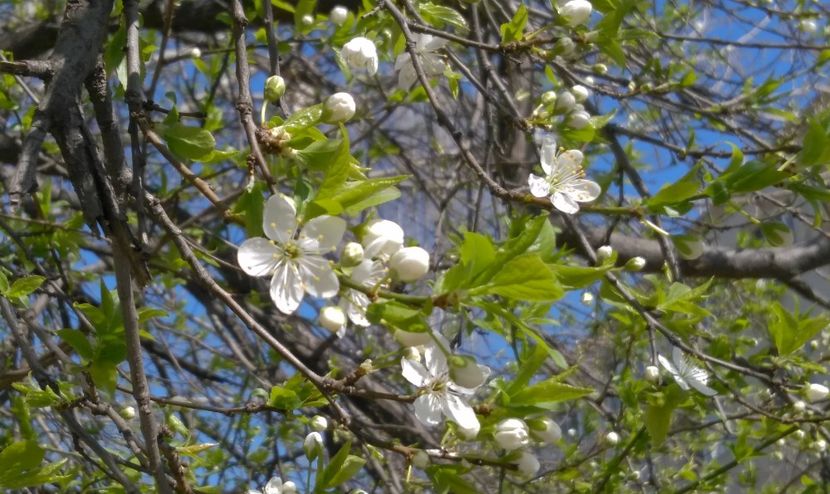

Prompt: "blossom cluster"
[528,135,600,214]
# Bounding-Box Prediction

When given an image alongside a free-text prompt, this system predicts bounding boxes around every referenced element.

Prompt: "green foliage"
[0,441,68,489]
[768,302,827,355]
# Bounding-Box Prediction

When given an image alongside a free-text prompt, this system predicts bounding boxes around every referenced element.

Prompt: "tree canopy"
[1,0,830,492]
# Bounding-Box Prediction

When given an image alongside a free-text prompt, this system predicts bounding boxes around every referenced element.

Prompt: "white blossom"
[341,37,379,75]
[581,291,594,306]
[190,47,202,59]
[794,400,807,412]
[340,241,364,267]
[571,84,590,102]
[529,417,561,444]
[567,110,591,129]
[329,5,348,25]
[247,476,285,494]
[554,90,576,114]
[658,347,717,396]
[389,246,430,282]
[340,259,387,327]
[494,418,530,450]
[605,431,620,445]
[448,355,491,389]
[237,195,345,314]
[626,256,646,271]
[394,34,448,89]
[304,431,323,459]
[362,219,404,259]
[119,406,136,420]
[401,339,480,431]
[319,306,346,336]
[515,451,540,477]
[806,383,829,403]
[644,365,660,383]
[282,482,297,494]
[323,92,356,123]
[528,141,600,214]
[457,420,480,440]
[596,245,613,261]
[310,415,329,431]
[559,0,593,25]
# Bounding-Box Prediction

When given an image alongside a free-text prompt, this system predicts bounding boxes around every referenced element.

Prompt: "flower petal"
[401,358,430,387]
[343,290,371,327]
[397,64,417,89]
[264,477,283,494]
[442,393,479,431]
[394,52,411,71]
[556,149,584,173]
[551,191,580,214]
[419,34,449,52]
[421,54,447,77]
[263,194,297,244]
[270,261,304,314]
[528,173,551,198]
[414,393,443,426]
[424,342,448,377]
[303,215,346,252]
[540,143,557,175]
[297,255,339,299]
[237,238,279,277]
[563,179,601,203]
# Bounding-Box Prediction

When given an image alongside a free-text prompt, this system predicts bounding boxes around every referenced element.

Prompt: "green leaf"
[646,164,701,210]
[419,2,468,32]
[327,175,409,214]
[426,465,477,494]
[313,129,352,203]
[800,120,830,166]
[500,4,528,43]
[760,222,792,246]
[317,441,352,489]
[0,440,67,488]
[768,302,827,355]
[6,275,45,298]
[509,377,593,408]
[233,182,267,237]
[366,300,430,334]
[471,254,563,301]
[644,403,672,446]
[326,455,366,487]
[162,123,216,161]
[706,160,789,198]
[56,329,93,360]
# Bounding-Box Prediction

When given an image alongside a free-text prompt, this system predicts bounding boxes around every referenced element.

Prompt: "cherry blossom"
[237,194,345,314]
[528,140,601,214]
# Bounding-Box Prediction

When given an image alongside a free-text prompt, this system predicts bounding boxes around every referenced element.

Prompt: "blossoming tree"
[0,0,829,492]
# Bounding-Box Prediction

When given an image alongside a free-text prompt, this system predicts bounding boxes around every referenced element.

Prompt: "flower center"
[282,241,301,259]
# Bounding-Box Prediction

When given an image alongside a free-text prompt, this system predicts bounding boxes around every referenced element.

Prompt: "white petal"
[270,261,304,314]
[302,216,346,253]
[563,179,601,203]
[263,477,282,494]
[442,393,479,430]
[551,191,580,214]
[657,353,678,376]
[421,54,447,77]
[414,393,443,426]
[420,34,449,52]
[528,173,551,198]
[394,52,411,71]
[263,194,297,244]
[397,64,417,90]
[351,259,385,285]
[424,343,448,377]
[343,290,371,327]
[687,376,718,396]
[297,255,339,299]
[237,238,280,277]
[540,143,557,175]
[556,149,584,173]
[401,358,430,387]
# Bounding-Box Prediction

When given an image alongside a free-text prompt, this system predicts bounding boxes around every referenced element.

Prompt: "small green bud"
[264,75,286,102]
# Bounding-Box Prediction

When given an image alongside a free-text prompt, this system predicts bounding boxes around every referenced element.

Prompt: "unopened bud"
[264,75,286,102]
[625,256,646,271]
[341,242,364,267]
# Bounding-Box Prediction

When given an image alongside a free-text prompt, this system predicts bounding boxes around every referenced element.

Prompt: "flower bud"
[515,451,540,477]
[541,91,557,105]
[304,431,323,459]
[567,110,591,129]
[190,47,202,59]
[806,383,829,403]
[795,429,806,439]
[567,428,577,437]
[605,431,620,445]
[644,365,660,383]
[571,84,590,102]
[449,355,491,389]
[389,246,430,282]
[593,63,608,75]
[457,420,480,440]
[581,292,594,306]
[283,481,298,494]
[528,417,561,444]
[119,406,136,420]
[319,306,346,333]
[394,330,432,347]
[584,76,595,85]
[596,245,613,261]
[264,75,286,103]
[301,14,314,26]
[322,92,356,123]
[362,219,404,258]
[814,439,827,452]
[411,450,430,468]
[800,19,818,34]
[554,90,576,114]
[341,242,364,267]
[310,415,329,432]
[794,400,806,412]
[403,346,421,362]
[553,36,576,57]
[625,256,646,271]
[559,0,593,26]
[341,37,379,76]
[330,5,349,26]
[494,418,530,451]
